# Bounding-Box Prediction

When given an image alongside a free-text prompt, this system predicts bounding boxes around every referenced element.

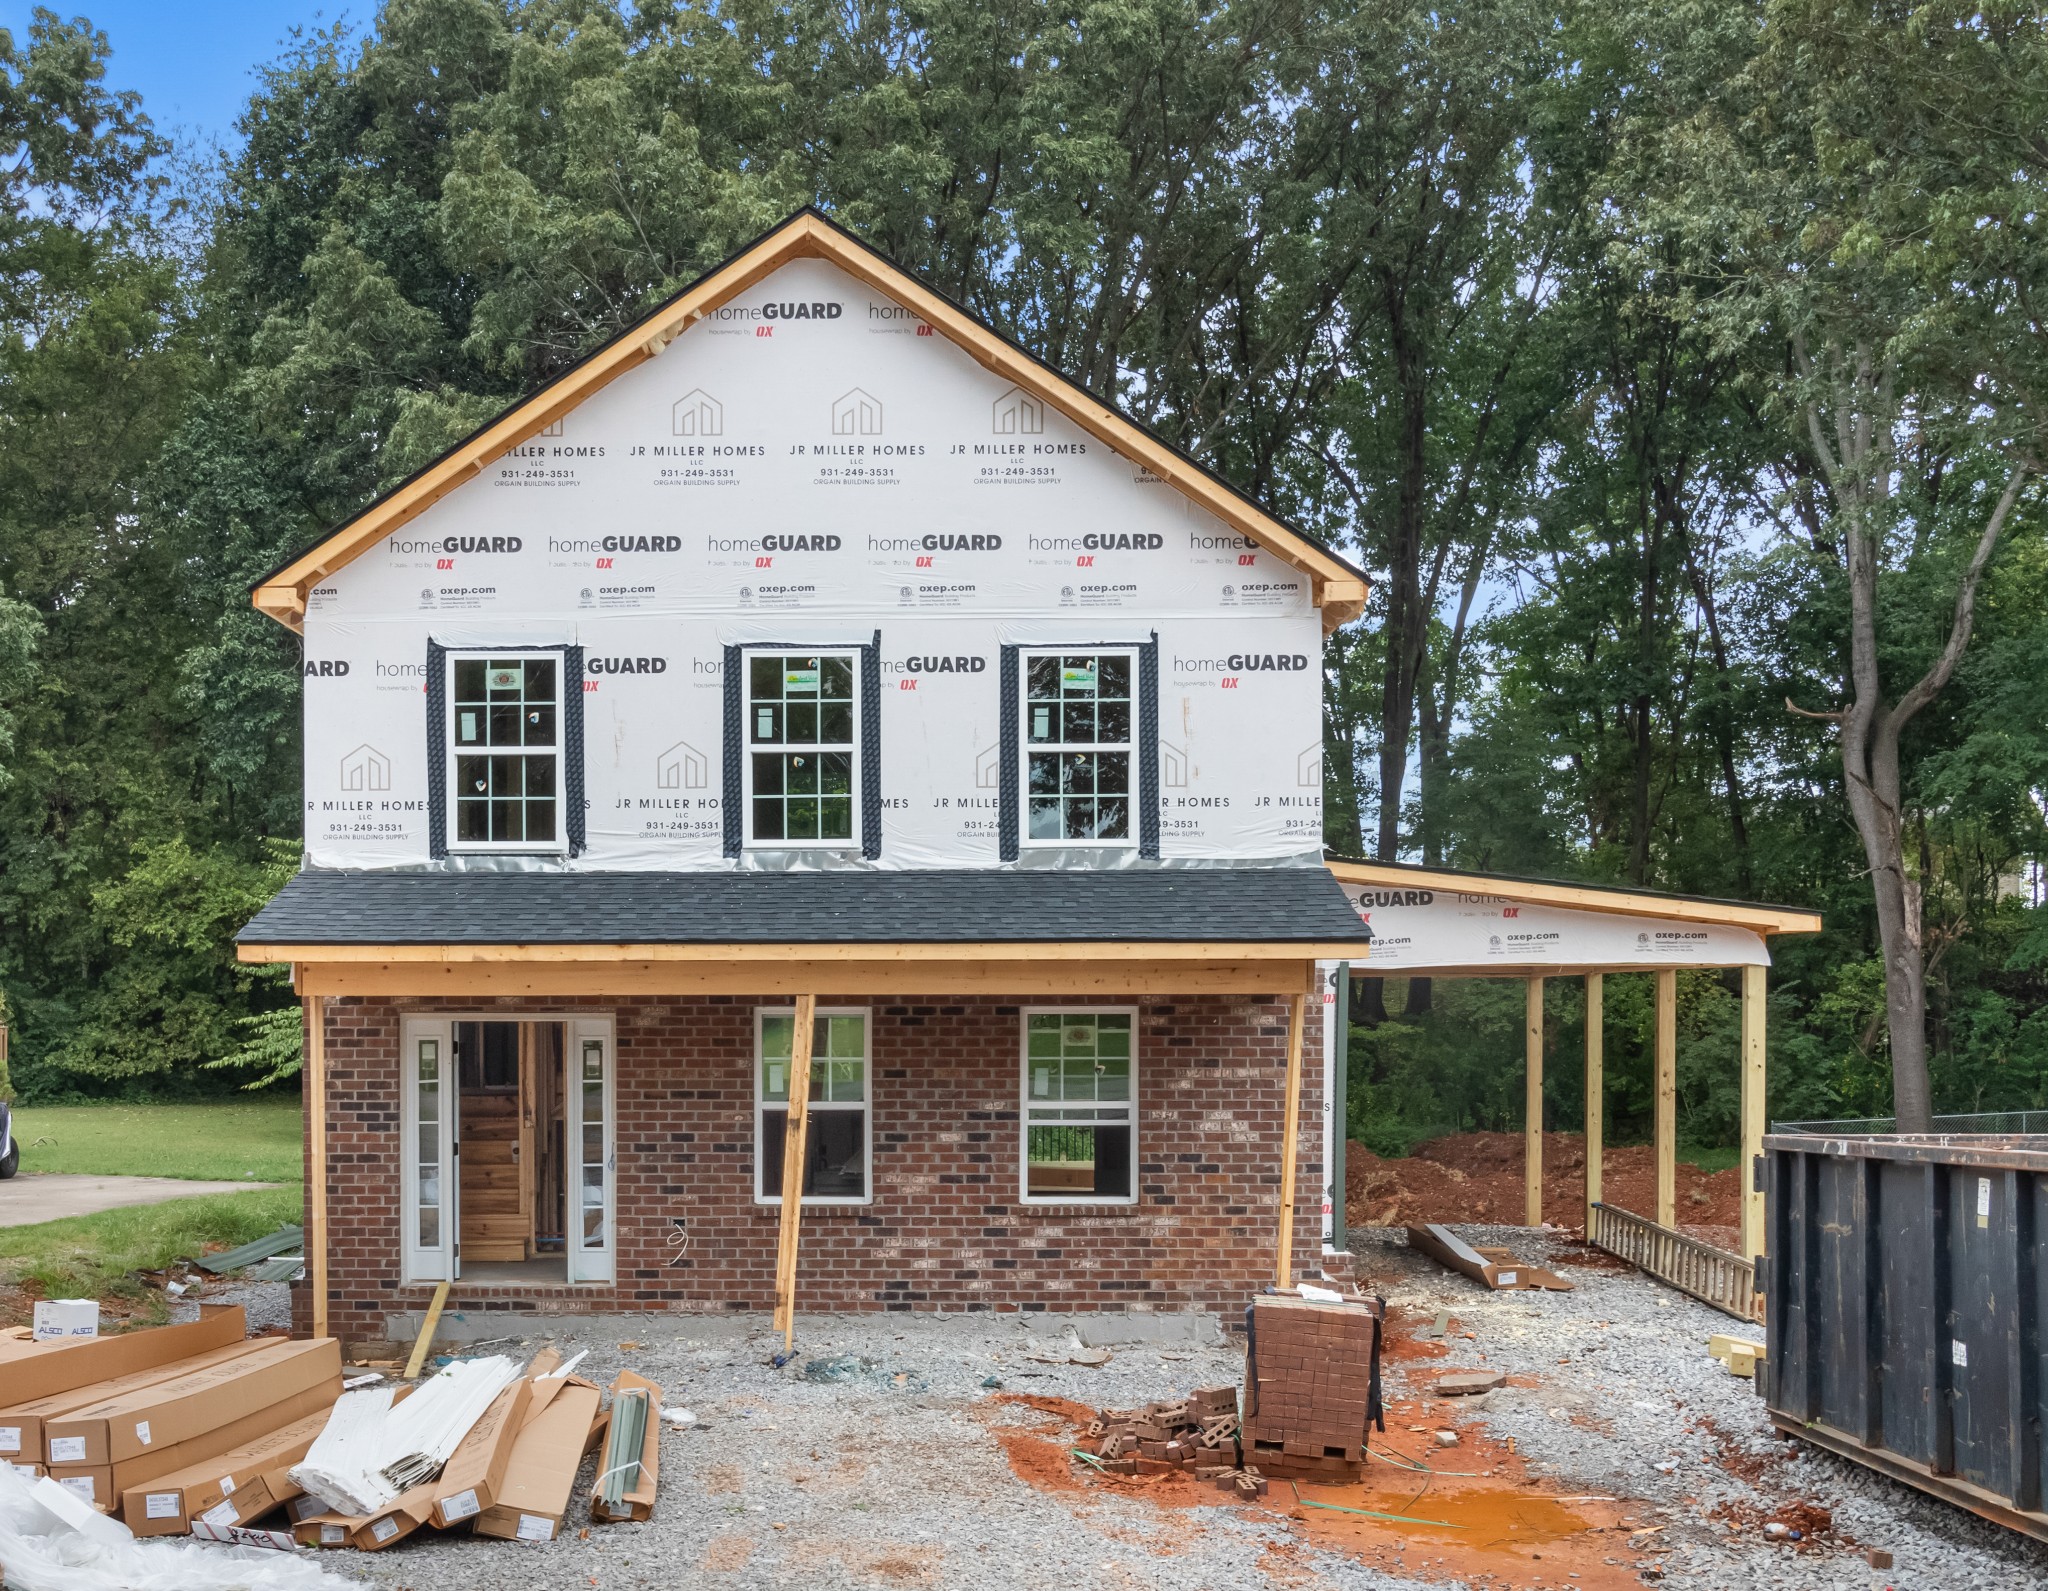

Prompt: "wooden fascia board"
[250,213,1369,632]
[294,957,1318,998]
[1325,859,1822,936]
[238,939,1362,965]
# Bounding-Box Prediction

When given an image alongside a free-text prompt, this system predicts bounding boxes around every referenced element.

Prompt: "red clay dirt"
[989,1347,1646,1589]
[1348,1130,1740,1245]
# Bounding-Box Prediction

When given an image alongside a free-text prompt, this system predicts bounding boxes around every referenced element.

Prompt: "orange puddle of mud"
[1286,1397,1641,1590]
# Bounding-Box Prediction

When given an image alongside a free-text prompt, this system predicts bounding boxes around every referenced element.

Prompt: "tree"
[1636,0,2048,1128]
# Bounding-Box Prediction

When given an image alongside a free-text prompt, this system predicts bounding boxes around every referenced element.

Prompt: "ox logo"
[992,386,1045,435]
[672,388,723,437]
[340,744,391,793]
[831,387,883,436]
[656,740,708,791]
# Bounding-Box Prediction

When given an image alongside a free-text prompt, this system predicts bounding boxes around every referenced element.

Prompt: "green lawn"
[1678,1144,1741,1172]
[10,1098,303,1183]
[0,1186,305,1311]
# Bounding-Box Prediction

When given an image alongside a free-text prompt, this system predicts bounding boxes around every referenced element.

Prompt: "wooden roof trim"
[1325,858,1823,936]
[251,210,1370,633]
[237,938,1369,965]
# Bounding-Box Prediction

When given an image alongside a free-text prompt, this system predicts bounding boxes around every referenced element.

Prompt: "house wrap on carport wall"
[234,209,1818,1353]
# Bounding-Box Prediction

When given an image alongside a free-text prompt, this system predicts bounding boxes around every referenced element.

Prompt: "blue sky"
[4,3,352,149]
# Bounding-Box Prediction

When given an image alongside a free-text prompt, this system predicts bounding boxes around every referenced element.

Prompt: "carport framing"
[1325,860,1821,1264]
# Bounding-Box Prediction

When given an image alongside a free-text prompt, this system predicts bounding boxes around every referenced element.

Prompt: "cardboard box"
[473,1377,604,1543]
[52,1377,339,1513]
[588,1370,661,1525]
[4,1335,269,1465]
[122,1404,334,1535]
[47,1335,340,1466]
[293,1508,362,1549]
[353,1481,439,1551]
[430,1375,531,1528]
[31,1300,98,1342]
[0,1305,246,1416]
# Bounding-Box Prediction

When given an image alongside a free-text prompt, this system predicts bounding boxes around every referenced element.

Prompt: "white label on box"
[516,1512,554,1542]
[1953,1339,1969,1367]
[219,1474,236,1495]
[201,1498,240,1528]
[59,1475,95,1502]
[1978,1176,1992,1228]
[320,1523,347,1544]
[371,1516,399,1543]
[1497,1271,1518,1287]
[0,1427,18,1454]
[144,1491,181,1519]
[135,1420,151,1447]
[48,1437,86,1463]
[11,1463,39,1477]
[440,1487,479,1522]
[290,1495,322,1521]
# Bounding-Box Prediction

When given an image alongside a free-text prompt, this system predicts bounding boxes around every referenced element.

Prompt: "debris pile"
[1078,1384,1257,1490]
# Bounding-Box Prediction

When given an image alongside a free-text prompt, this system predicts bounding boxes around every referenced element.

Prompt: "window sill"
[1012,1202,1143,1218]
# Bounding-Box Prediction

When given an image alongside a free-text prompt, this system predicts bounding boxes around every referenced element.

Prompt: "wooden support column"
[1741,963,1767,1263]
[306,992,329,1341]
[1525,977,1545,1228]
[1584,972,1604,1237]
[772,994,817,1355]
[1655,968,1677,1230]
[1276,990,1308,1290]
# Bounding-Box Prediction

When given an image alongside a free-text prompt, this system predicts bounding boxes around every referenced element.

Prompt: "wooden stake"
[1584,972,1604,1237]
[1655,968,1677,1230]
[773,994,817,1354]
[307,993,329,1341]
[1740,964,1767,1263]
[1275,990,1307,1291]
[404,1279,449,1380]
[1524,978,1545,1228]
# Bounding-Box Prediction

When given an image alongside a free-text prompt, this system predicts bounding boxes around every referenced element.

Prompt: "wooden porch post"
[1584,972,1604,1237]
[1741,963,1767,1262]
[1276,989,1307,1290]
[306,992,328,1341]
[1524,977,1544,1228]
[773,994,817,1354]
[1654,968,1677,1229]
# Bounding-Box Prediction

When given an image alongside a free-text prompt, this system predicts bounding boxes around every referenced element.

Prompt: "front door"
[401,1017,458,1281]
[566,1018,615,1284]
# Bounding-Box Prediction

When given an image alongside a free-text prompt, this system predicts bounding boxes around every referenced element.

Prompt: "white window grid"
[446,651,567,852]
[1019,648,1138,847]
[1018,1007,1138,1205]
[753,1006,872,1205]
[742,650,861,848]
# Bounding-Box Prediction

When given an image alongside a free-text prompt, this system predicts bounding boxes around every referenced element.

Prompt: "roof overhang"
[252,209,1370,634]
[1324,858,1823,938]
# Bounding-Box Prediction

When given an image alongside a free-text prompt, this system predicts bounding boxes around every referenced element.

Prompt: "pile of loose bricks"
[1074,1293,1383,1498]
[1240,1293,1382,1481]
[1079,1385,1268,1498]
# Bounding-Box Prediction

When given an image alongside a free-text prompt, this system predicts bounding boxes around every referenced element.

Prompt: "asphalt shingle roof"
[237,866,1365,946]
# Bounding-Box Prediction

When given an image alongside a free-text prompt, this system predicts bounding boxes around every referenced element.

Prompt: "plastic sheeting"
[0,1468,348,1591]
[297,256,1329,871]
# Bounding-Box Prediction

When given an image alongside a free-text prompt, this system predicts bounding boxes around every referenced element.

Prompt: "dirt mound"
[1347,1130,1739,1238]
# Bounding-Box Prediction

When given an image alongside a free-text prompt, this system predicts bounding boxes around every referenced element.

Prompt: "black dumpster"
[1762,1131,2048,1541]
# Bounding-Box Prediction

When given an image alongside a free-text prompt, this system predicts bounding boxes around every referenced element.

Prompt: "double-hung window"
[1021,1010,1136,1203]
[746,652,858,846]
[1022,650,1135,845]
[756,1008,870,1202]
[449,654,563,849]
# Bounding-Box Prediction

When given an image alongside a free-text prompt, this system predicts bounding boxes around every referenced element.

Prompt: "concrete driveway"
[0,1173,280,1227]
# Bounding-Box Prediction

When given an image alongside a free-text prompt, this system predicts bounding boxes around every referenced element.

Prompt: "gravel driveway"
[311,1228,2048,1590]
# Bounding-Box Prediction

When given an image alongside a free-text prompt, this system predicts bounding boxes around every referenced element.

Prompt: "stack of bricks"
[1080,1386,1266,1496]
[1240,1293,1382,1481]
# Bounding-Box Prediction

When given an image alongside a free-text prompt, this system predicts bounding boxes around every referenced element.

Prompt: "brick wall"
[294,992,1326,1349]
